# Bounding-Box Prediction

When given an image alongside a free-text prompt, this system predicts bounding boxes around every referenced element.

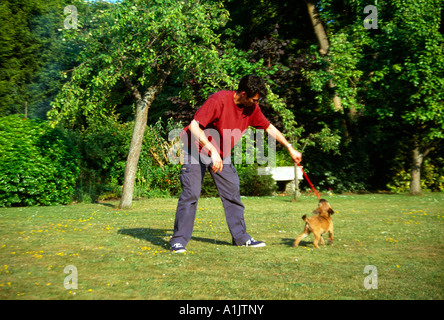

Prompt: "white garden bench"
[257,166,303,193]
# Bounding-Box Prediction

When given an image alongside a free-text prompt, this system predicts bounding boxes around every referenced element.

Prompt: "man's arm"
[189,120,223,172]
[265,124,302,164]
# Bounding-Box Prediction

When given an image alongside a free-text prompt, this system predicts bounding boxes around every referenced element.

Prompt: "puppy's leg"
[293,228,310,247]
[319,235,325,246]
[328,228,334,245]
[328,223,333,244]
[312,232,321,249]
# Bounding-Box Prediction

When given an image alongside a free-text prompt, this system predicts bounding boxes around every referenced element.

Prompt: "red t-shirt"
[182,90,270,158]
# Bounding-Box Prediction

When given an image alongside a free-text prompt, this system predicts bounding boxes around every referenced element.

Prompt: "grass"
[0,193,443,300]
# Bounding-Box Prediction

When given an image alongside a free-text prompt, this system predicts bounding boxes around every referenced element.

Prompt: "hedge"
[0,115,80,206]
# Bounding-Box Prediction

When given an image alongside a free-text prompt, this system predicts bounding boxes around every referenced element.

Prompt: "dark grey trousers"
[169,157,251,248]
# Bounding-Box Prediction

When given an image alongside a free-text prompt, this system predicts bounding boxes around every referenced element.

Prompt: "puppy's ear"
[328,208,334,215]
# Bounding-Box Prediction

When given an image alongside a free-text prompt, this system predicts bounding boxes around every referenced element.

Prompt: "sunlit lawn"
[0,193,443,300]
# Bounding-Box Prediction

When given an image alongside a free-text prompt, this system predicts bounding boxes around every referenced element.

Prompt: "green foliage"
[135,165,182,198]
[303,0,443,193]
[73,117,184,201]
[200,174,220,198]
[0,0,44,116]
[48,0,231,128]
[2,0,442,200]
[387,157,444,193]
[364,0,444,129]
[135,118,183,198]
[0,0,78,118]
[238,165,278,196]
[304,30,365,111]
[74,116,131,202]
[199,165,277,198]
[0,115,80,206]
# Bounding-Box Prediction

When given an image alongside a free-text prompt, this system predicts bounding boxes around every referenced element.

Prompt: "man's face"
[239,92,262,107]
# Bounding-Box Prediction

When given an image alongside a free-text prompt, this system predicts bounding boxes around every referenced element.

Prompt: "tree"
[363,0,444,194]
[48,0,234,208]
[0,0,79,118]
[304,0,443,194]
[0,0,45,116]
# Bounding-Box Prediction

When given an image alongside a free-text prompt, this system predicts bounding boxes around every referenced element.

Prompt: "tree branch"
[121,75,142,101]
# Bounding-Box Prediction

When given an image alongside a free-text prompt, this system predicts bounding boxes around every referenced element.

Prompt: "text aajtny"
[179,304,264,317]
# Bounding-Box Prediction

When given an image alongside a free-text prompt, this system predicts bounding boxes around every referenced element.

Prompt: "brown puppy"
[293,199,334,249]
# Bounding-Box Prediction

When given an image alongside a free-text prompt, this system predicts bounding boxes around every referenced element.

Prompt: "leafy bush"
[135,165,182,198]
[0,115,80,206]
[74,118,131,202]
[73,117,183,201]
[198,164,277,198]
[200,173,220,197]
[387,157,444,193]
[238,165,278,196]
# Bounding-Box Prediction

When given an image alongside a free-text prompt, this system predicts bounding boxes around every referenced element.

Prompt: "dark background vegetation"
[1,0,442,206]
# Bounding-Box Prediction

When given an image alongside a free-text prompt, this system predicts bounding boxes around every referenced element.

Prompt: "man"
[170,75,302,253]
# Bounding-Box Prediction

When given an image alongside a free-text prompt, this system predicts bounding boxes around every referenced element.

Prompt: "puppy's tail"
[302,214,307,222]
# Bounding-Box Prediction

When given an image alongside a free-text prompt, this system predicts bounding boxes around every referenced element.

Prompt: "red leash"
[297,163,321,200]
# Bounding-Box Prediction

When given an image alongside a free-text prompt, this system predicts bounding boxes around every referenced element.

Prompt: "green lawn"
[0,193,443,300]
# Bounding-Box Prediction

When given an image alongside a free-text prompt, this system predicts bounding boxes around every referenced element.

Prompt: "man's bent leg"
[210,164,251,246]
[170,163,205,248]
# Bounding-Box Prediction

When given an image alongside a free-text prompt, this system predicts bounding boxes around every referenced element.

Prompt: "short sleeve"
[193,96,222,128]
[249,106,270,129]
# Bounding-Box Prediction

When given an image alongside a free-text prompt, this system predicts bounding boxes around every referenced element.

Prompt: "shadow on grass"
[117,228,232,249]
[99,202,118,209]
[117,228,172,249]
[281,237,311,247]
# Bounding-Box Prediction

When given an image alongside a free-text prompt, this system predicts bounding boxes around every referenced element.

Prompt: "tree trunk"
[119,67,171,209]
[305,0,329,55]
[293,163,300,202]
[119,96,151,209]
[409,142,431,195]
[304,0,343,113]
[409,146,423,195]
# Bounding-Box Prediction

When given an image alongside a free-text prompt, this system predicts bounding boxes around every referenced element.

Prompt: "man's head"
[235,75,268,107]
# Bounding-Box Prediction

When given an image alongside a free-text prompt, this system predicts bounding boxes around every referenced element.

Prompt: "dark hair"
[237,74,268,98]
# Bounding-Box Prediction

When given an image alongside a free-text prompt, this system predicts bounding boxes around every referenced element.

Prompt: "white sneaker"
[171,243,186,253]
[244,238,266,247]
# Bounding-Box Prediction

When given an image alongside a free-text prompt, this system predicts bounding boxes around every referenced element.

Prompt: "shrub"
[74,118,131,202]
[200,173,220,197]
[387,157,444,193]
[194,165,277,198]
[73,117,182,201]
[0,115,80,206]
[134,164,182,198]
[238,165,278,196]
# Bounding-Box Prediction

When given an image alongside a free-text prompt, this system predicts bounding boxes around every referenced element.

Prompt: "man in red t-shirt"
[170,75,302,253]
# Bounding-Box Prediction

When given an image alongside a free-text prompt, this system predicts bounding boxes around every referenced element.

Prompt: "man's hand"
[288,147,302,164]
[189,120,223,173]
[210,150,223,173]
[265,124,302,164]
